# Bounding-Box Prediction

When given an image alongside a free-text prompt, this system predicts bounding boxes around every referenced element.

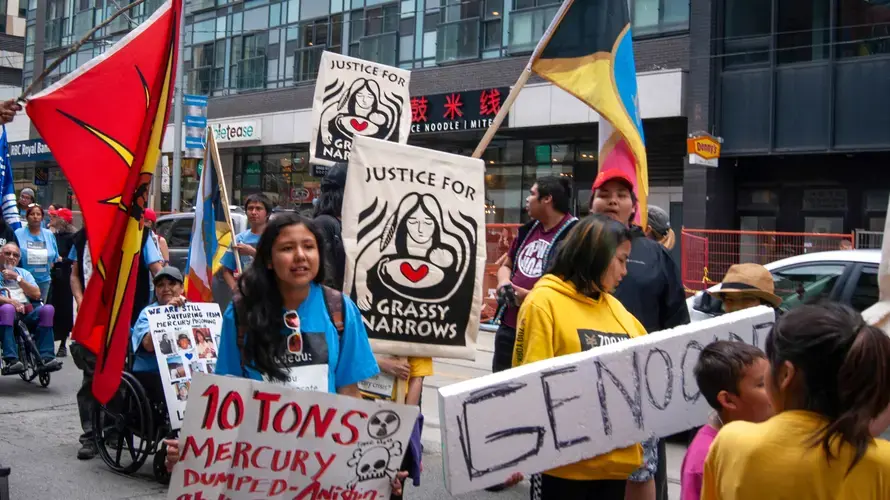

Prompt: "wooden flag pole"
[207,128,242,275]
[471,0,576,158]
[18,0,150,101]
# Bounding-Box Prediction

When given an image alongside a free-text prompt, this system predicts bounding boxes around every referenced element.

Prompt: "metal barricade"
[482,223,521,322]
[681,228,855,293]
[855,229,884,249]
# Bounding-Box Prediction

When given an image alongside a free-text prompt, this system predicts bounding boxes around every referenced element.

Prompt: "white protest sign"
[168,373,420,500]
[342,135,486,361]
[438,306,776,494]
[148,302,223,430]
[310,51,411,166]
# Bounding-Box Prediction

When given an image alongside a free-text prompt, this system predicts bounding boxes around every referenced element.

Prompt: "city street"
[0,329,684,499]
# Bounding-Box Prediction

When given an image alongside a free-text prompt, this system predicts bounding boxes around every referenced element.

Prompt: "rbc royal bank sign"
[9,139,52,162]
[410,87,510,134]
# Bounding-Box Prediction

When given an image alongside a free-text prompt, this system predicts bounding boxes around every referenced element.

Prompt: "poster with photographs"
[147,302,223,429]
[309,51,411,166]
[342,136,485,361]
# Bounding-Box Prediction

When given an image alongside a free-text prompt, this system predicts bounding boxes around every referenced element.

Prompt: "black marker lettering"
[681,340,704,402]
[541,366,589,450]
[595,352,643,435]
[644,348,674,411]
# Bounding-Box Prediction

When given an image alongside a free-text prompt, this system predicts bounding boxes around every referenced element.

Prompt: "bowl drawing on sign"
[380,257,445,289]
[335,115,381,137]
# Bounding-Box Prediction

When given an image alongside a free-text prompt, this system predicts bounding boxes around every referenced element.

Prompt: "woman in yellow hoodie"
[512,214,647,500]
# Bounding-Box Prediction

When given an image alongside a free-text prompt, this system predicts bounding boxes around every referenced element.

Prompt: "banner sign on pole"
[437,306,776,494]
[341,136,485,361]
[168,373,420,500]
[148,302,223,429]
[183,94,209,159]
[309,51,412,166]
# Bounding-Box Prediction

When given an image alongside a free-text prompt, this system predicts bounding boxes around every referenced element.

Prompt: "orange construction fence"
[680,228,855,293]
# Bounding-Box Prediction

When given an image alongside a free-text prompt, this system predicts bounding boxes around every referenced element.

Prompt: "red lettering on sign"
[480,89,502,116]
[333,410,367,445]
[411,96,428,123]
[253,390,281,433]
[443,93,464,120]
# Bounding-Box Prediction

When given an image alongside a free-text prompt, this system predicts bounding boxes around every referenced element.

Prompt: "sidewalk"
[418,327,685,498]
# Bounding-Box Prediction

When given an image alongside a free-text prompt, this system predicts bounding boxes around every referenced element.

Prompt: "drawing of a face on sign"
[350,193,477,346]
[317,78,403,163]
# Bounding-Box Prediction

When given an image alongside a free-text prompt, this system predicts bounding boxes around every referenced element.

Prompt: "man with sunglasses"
[0,242,61,374]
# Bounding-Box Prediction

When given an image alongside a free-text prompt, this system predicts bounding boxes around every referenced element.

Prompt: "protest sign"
[310,51,411,166]
[148,302,223,430]
[342,136,486,361]
[438,306,776,494]
[168,373,420,500]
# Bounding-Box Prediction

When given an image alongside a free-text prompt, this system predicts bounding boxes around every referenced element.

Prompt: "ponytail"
[767,303,890,472]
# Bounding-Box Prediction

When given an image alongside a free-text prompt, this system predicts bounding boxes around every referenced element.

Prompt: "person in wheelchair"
[0,242,61,375]
[130,266,186,404]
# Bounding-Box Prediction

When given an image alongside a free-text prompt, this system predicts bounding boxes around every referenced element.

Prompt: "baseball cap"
[592,168,634,191]
[57,208,73,224]
[144,208,157,223]
[153,266,183,285]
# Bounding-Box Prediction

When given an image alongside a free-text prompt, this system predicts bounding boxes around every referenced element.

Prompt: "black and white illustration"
[310,51,411,166]
[342,136,485,360]
[347,441,403,489]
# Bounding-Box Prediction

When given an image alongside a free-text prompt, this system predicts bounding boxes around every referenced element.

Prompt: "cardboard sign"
[310,51,411,166]
[342,136,485,361]
[148,302,223,430]
[168,373,420,500]
[438,306,776,494]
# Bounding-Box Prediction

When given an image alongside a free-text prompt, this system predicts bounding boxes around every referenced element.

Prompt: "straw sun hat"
[710,263,783,308]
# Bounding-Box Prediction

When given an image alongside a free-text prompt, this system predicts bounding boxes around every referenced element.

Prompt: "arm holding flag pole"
[472,0,576,158]
[206,127,242,275]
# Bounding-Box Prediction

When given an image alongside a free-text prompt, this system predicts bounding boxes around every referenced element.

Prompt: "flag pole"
[18,0,149,101]
[206,127,242,275]
[472,0,576,158]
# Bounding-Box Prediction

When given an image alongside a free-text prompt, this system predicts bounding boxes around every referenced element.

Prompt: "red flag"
[25,0,181,403]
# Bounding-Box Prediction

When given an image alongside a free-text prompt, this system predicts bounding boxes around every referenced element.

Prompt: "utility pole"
[171,3,185,212]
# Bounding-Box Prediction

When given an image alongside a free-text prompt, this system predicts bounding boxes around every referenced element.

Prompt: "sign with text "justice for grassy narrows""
[438,306,776,494]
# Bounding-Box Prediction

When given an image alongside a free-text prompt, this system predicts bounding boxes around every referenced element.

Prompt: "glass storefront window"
[777,0,829,64]
[837,0,890,58]
[723,0,771,67]
[233,147,320,214]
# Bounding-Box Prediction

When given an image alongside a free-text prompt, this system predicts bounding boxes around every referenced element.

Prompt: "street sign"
[687,133,722,167]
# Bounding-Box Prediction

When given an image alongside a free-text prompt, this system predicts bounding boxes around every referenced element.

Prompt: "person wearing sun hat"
[709,263,782,313]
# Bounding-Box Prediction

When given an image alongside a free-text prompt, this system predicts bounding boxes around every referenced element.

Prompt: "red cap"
[57,208,73,224]
[48,208,59,216]
[144,208,157,223]
[592,168,634,191]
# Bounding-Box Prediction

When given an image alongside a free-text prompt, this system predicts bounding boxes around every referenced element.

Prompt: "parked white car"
[687,250,880,322]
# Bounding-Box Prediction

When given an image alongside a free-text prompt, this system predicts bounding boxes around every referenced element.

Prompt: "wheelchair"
[92,349,177,484]
[0,292,60,387]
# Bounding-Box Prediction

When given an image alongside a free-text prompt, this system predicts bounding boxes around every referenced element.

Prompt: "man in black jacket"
[590,168,689,500]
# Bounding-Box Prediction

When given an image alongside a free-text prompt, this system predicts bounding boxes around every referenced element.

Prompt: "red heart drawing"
[400,262,429,283]
[350,118,369,132]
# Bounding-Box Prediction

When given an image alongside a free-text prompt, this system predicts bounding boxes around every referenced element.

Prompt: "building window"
[349,3,400,64]
[722,0,771,67]
[776,0,829,64]
[837,0,890,58]
[436,0,480,63]
[631,0,689,36]
[231,33,268,90]
[188,40,224,95]
[294,15,342,82]
[508,0,558,54]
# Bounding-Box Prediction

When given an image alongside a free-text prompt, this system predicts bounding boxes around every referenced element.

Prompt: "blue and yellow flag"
[530,0,648,226]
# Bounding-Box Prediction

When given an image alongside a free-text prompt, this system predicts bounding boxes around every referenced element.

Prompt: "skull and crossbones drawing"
[347,441,403,488]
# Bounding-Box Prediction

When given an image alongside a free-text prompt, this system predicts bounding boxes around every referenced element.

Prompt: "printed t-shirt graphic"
[503,213,574,328]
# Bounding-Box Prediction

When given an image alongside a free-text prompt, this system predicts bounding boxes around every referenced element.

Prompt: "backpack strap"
[321,285,345,337]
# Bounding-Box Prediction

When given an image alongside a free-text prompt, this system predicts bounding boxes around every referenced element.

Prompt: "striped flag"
[184,135,233,302]
[530,0,648,226]
[0,126,21,229]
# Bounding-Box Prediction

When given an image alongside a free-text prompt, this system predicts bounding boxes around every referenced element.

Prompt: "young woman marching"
[702,303,890,499]
[163,213,408,494]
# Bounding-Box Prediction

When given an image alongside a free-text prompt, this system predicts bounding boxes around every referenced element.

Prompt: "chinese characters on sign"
[410,88,510,134]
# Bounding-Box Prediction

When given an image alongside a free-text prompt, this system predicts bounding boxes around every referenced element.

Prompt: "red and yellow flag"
[26,0,181,403]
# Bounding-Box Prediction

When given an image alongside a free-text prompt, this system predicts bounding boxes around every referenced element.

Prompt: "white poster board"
[342,136,486,361]
[148,302,223,430]
[168,373,420,500]
[438,306,776,494]
[310,51,411,166]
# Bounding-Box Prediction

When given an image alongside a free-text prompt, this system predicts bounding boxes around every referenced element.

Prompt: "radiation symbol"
[367,410,401,440]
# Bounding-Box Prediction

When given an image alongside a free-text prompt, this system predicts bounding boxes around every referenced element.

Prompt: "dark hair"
[547,214,632,298]
[766,302,890,471]
[25,204,43,219]
[314,163,346,218]
[535,176,572,214]
[244,193,272,216]
[236,213,329,382]
[695,340,767,411]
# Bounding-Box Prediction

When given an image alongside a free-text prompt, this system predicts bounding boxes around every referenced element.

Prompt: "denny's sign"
[687,133,722,167]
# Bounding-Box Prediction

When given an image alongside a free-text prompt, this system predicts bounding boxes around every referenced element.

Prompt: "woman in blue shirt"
[15,204,58,301]
[164,213,407,494]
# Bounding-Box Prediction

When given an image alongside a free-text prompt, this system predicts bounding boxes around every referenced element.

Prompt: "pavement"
[0,330,686,499]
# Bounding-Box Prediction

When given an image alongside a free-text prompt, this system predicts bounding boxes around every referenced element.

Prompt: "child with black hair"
[702,303,890,499]
[680,341,773,499]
